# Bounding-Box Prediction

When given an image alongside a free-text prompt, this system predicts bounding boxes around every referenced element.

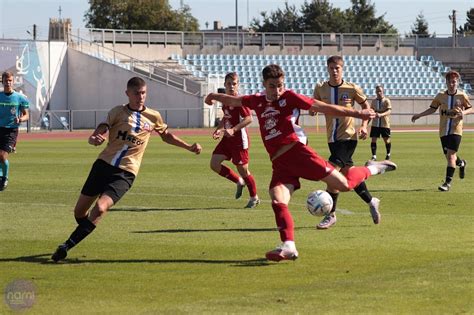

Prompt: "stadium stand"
[169,53,452,97]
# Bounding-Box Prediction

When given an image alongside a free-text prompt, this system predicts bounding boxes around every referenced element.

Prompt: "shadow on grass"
[110,206,238,212]
[368,188,432,192]
[0,253,271,267]
[132,226,313,234]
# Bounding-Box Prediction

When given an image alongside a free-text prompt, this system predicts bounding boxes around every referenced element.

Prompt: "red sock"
[218,165,240,184]
[345,167,371,190]
[243,175,257,198]
[271,202,294,242]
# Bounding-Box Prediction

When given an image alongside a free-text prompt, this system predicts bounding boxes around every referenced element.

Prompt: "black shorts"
[370,127,391,138]
[328,140,357,168]
[81,159,135,204]
[440,135,462,154]
[0,127,19,153]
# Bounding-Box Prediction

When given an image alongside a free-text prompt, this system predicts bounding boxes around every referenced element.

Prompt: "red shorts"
[270,142,334,190]
[212,139,249,166]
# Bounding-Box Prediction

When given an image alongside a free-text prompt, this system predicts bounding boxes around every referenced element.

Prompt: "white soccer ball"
[306,190,333,216]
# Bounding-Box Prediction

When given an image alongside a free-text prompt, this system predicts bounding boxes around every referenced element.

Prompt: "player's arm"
[212,118,225,140]
[411,107,437,122]
[311,99,375,120]
[160,129,202,154]
[376,107,391,117]
[224,115,252,137]
[88,123,109,146]
[15,108,29,124]
[205,93,243,107]
[358,100,371,140]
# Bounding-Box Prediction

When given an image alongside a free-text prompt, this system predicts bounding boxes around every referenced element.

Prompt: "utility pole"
[449,10,457,47]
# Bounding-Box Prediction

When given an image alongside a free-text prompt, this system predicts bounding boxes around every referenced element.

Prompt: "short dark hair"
[327,55,344,66]
[224,72,238,82]
[262,64,285,81]
[375,85,384,91]
[127,77,146,89]
[2,71,13,82]
[445,70,460,81]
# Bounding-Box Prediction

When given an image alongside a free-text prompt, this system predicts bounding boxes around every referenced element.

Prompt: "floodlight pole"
[236,0,239,48]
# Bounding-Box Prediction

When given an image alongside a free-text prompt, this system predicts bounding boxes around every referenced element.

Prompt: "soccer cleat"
[459,160,466,179]
[371,155,377,161]
[369,197,381,224]
[0,177,8,191]
[316,213,337,230]
[244,197,260,208]
[365,160,397,174]
[265,243,299,262]
[51,244,68,262]
[438,182,451,192]
[235,182,245,199]
[385,154,391,160]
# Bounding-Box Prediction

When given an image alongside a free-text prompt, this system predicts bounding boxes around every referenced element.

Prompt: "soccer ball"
[306,190,333,216]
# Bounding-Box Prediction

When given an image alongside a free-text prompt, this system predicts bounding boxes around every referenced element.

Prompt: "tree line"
[85,0,473,36]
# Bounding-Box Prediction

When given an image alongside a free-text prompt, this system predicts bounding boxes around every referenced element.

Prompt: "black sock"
[65,219,96,250]
[445,166,455,184]
[327,191,339,214]
[385,143,391,157]
[371,143,377,156]
[354,181,373,203]
[455,157,463,167]
[75,216,89,225]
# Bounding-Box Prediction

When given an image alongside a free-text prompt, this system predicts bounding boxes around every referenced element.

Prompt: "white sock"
[238,177,245,186]
[367,165,383,175]
[283,241,296,251]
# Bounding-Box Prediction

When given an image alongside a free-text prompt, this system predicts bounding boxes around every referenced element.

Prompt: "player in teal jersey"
[0,71,29,191]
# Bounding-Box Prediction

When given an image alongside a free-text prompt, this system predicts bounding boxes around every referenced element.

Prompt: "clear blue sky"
[0,0,471,39]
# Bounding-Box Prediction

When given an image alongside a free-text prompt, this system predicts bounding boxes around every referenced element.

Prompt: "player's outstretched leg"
[266,201,298,262]
[365,160,397,174]
[51,216,96,262]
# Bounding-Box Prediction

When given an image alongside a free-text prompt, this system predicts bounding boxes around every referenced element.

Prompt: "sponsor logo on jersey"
[278,99,287,107]
[117,130,145,145]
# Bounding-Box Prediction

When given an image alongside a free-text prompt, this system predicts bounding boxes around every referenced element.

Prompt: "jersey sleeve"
[19,95,29,110]
[239,104,252,117]
[385,98,392,110]
[430,94,442,109]
[353,84,367,104]
[313,83,322,100]
[463,93,472,109]
[102,106,120,128]
[287,90,314,110]
[241,94,258,110]
[153,111,168,134]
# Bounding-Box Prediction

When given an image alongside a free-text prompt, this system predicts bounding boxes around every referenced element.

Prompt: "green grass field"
[1,130,472,314]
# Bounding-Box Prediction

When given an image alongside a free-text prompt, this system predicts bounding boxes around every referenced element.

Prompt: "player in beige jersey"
[313,55,383,228]
[51,77,202,262]
[370,85,392,161]
[412,70,472,191]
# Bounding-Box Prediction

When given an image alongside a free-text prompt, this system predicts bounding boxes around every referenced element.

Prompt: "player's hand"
[14,116,21,124]
[189,143,202,154]
[411,115,419,123]
[205,93,216,105]
[359,109,376,120]
[212,129,222,140]
[308,108,317,116]
[358,126,368,140]
[89,134,106,146]
[224,128,235,137]
[453,107,464,119]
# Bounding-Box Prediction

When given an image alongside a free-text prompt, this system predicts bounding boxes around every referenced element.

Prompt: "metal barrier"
[80,28,473,49]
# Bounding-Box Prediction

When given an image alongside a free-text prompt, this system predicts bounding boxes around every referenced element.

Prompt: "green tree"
[250,0,397,34]
[458,8,474,35]
[345,0,398,33]
[409,12,430,37]
[84,0,199,31]
[250,2,302,32]
[299,0,349,33]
